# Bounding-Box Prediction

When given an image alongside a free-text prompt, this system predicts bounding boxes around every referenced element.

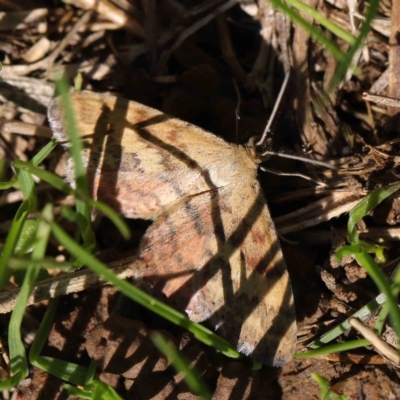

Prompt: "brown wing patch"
[133,184,296,366]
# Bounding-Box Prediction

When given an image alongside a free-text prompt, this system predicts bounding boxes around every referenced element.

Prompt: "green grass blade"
[295,339,370,359]
[14,220,39,256]
[74,73,83,91]
[347,182,400,244]
[268,0,379,91]
[8,257,74,271]
[16,168,36,212]
[374,262,400,333]
[285,0,356,44]
[54,77,88,195]
[85,201,130,240]
[327,0,380,91]
[64,380,124,400]
[0,201,30,289]
[63,385,92,399]
[0,139,57,192]
[14,159,72,193]
[29,298,59,362]
[92,381,124,400]
[84,360,98,386]
[152,332,211,400]
[55,76,95,249]
[0,180,16,189]
[0,205,53,388]
[33,356,88,385]
[2,211,50,389]
[0,157,6,180]
[31,139,59,167]
[312,373,349,400]
[0,370,26,391]
[266,0,345,61]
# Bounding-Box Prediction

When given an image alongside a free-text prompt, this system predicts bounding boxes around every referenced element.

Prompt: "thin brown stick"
[349,318,400,366]
[0,257,139,314]
[363,92,400,108]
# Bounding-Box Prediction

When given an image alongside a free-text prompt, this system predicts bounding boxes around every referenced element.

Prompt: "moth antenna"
[233,78,242,144]
[252,71,335,173]
[260,166,328,186]
[256,71,290,147]
[261,150,336,170]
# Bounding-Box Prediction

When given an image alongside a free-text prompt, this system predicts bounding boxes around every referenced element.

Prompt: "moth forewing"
[48,90,297,366]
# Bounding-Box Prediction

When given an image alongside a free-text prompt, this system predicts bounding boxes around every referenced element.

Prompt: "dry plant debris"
[0,0,400,399]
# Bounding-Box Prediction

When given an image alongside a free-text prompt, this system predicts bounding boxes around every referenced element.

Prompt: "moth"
[48,91,297,366]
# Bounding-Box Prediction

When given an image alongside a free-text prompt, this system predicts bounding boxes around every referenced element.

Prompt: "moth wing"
[136,182,296,366]
[48,90,296,365]
[48,91,252,220]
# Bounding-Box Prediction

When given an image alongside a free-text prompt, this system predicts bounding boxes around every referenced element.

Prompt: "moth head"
[246,135,273,164]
